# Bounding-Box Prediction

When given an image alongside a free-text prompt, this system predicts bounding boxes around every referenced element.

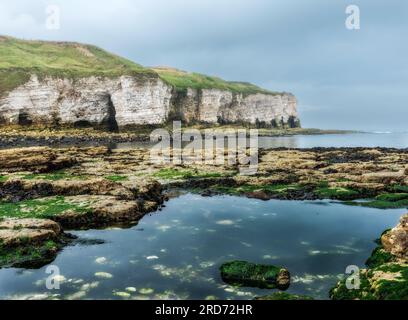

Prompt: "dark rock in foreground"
[220,260,290,290]
[255,292,313,300]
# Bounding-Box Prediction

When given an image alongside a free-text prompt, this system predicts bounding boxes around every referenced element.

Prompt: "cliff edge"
[0,36,299,130]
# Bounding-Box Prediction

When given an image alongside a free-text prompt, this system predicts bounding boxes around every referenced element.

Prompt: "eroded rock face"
[173,88,298,125]
[382,214,408,260]
[0,75,299,129]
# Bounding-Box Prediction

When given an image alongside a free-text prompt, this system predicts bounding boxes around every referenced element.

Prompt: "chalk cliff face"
[172,88,298,125]
[0,74,299,130]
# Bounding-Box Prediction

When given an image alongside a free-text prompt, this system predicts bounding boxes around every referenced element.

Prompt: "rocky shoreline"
[0,139,407,299]
[330,213,408,300]
[0,127,356,149]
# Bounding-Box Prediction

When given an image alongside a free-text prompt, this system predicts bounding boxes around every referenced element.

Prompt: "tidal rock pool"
[0,194,405,300]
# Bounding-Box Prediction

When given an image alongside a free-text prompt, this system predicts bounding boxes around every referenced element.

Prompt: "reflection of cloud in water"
[6,292,61,300]
[216,220,235,225]
[157,225,172,232]
[95,257,108,264]
[262,254,279,260]
[240,241,252,248]
[292,273,342,285]
[333,245,363,253]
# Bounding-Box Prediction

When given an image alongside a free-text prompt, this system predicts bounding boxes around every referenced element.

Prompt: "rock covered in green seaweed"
[255,292,313,300]
[330,213,408,300]
[0,218,71,268]
[220,260,290,290]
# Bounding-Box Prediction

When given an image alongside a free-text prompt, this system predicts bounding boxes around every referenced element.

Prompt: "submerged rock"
[0,218,70,268]
[220,260,290,290]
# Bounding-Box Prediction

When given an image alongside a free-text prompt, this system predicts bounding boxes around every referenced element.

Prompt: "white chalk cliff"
[0,37,299,130]
[0,74,299,130]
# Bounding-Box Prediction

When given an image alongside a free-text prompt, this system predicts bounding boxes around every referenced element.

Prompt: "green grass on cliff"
[0,36,279,97]
[152,67,278,95]
[0,36,155,97]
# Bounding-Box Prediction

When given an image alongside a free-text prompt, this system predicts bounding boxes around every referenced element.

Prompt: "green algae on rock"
[330,214,408,300]
[255,292,313,300]
[220,261,290,290]
[0,218,71,268]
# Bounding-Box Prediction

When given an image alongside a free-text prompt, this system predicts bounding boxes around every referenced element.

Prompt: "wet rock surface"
[0,147,76,173]
[255,292,313,300]
[0,218,72,268]
[330,213,408,300]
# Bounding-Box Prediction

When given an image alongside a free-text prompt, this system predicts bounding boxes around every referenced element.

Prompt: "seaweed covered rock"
[0,177,135,202]
[0,218,70,268]
[0,147,76,173]
[330,214,408,300]
[382,214,408,260]
[255,292,313,300]
[51,195,143,229]
[220,260,290,290]
[0,195,145,229]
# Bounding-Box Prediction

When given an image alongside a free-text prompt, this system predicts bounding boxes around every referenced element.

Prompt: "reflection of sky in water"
[0,195,405,300]
[256,132,408,149]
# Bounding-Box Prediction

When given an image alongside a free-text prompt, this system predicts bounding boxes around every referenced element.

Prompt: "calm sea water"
[0,195,405,300]
[114,132,408,149]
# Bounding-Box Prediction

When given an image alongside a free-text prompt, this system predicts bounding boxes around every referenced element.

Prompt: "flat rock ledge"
[0,147,77,173]
[330,213,408,300]
[50,195,146,229]
[0,218,69,268]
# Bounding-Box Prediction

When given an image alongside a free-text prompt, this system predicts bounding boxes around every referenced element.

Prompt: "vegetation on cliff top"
[152,66,279,95]
[0,36,156,97]
[0,36,279,97]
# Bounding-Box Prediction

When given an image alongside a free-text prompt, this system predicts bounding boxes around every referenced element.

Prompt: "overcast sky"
[0,0,407,131]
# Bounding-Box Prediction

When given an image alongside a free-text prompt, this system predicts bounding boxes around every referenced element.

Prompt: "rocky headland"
[0,36,299,130]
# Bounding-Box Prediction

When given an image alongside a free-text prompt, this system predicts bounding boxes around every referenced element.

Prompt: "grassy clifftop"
[0,36,155,97]
[152,66,277,95]
[0,36,279,97]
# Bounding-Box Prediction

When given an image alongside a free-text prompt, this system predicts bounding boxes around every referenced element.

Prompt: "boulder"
[220,260,290,290]
[382,214,408,260]
[0,218,66,268]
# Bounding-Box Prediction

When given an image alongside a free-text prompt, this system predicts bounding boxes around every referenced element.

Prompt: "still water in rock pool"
[0,194,405,300]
